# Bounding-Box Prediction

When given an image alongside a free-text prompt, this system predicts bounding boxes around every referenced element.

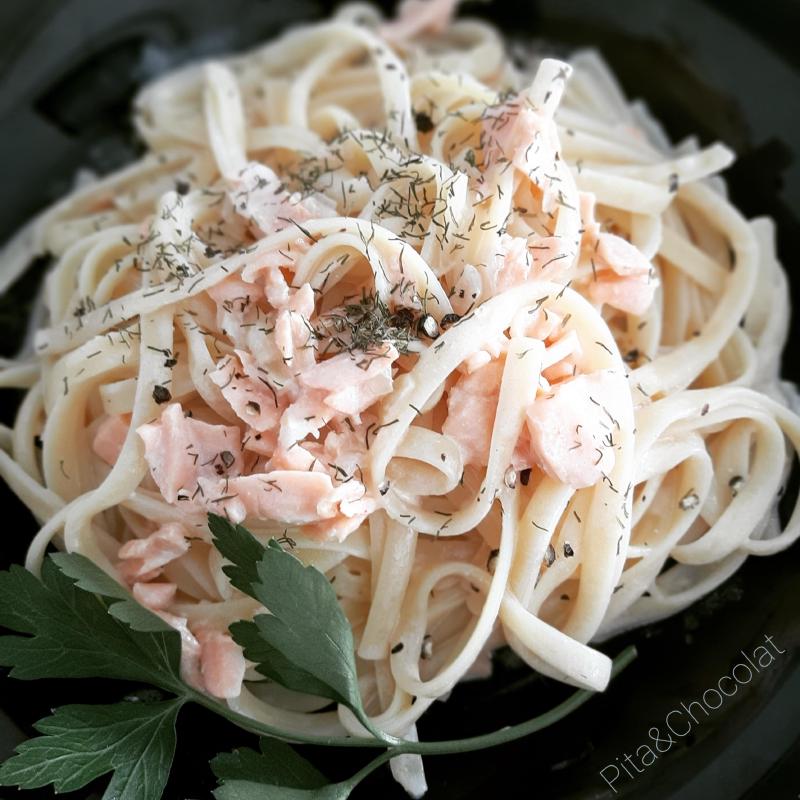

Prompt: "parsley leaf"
[0,556,182,689]
[0,700,182,800]
[213,780,349,800]
[209,515,393,742]
[51,550,174,633]
[0,514,639,800]
[211,739,351,800]
[208,514,264,595]
[212,738,327,789]
[0,546,364,800]
[0,555,186,798]
[228,619,336,700]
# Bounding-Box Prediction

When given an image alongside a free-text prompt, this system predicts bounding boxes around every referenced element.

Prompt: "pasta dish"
[0,1,797,793]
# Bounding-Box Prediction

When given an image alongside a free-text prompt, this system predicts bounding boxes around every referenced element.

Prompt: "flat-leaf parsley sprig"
[0,514,637,799]
[208,514,397,745]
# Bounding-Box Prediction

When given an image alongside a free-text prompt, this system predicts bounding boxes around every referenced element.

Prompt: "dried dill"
[315,290,420,354]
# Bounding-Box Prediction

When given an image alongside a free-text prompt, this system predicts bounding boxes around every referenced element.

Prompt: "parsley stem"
[190,645,636,755]
[340,750,396,794]
[336,646,637,797]
[188,691,366,748]
[353,708,402,747]
[393,644,637,756]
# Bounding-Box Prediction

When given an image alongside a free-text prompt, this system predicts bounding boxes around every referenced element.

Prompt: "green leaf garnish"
[211,738,345,799]
[211,739,354,800]
[209,514,395,743]
[212,738,328,789]
[213,781,350,800]
[0,514,638,799]
[229,619,337,699]
[52,550,177,633]
[0,700,182,800]
[210,516,334,696]
[208,514,265,595]
[0,556,181,687]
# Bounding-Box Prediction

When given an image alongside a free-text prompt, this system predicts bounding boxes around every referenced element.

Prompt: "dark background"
[0,1,799,798]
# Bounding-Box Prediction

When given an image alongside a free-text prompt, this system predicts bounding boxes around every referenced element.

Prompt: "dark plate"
[1,1,798,798]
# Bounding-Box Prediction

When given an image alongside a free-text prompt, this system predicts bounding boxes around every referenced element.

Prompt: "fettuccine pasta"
[1,4,798,792]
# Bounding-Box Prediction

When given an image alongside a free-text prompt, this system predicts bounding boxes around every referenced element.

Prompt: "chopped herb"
[315,290,418,354]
